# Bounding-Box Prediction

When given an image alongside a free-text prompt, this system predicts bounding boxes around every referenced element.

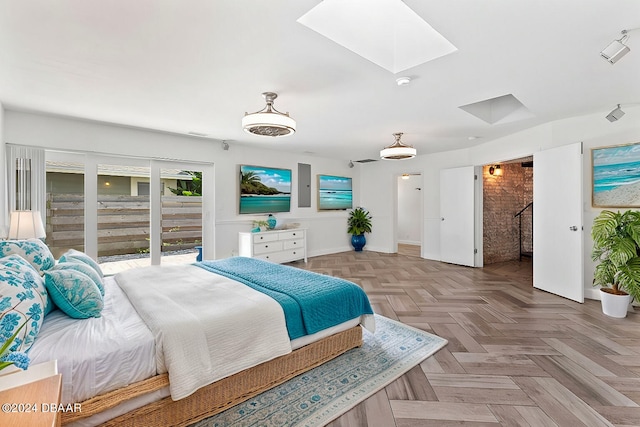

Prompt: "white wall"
[3,110,359,259]
[360,106,640,300]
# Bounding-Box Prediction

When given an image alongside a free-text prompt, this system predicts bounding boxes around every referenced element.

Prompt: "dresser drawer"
[257,248,305,264]
[253,241,284,254]
[278,230,304,241]
[283,239,304,250]
[253,233,279,243]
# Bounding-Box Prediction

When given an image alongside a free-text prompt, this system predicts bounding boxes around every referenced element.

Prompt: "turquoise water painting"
[592,142,640,207]
[240,165,291,214]
[318,175,352,210]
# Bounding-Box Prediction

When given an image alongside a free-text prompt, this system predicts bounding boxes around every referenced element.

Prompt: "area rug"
[191,314,447,427]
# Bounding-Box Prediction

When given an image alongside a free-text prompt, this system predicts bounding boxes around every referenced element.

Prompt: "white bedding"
[115,264,293,400]
[28,264,367,427]
[29,275,156,405]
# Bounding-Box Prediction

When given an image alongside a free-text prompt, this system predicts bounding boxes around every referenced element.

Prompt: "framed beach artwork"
[239,165,291,214]
[592,141,640,207]
[317,174,353,210]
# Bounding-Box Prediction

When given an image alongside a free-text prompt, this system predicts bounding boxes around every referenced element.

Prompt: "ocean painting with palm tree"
[240,165,292,213]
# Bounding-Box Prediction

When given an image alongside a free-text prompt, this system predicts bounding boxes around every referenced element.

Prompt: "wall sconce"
[489,165,502,176]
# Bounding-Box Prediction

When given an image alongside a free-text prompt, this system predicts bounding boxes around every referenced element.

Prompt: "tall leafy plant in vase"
[347,207,372,252]
[591,209,640,318]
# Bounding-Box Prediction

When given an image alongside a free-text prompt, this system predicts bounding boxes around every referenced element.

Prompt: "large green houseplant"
[591,209,640,317]
[347,207,372,252]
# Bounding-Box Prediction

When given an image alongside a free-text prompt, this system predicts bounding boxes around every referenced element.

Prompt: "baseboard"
[397,240,421,246]
[584,288,601,301]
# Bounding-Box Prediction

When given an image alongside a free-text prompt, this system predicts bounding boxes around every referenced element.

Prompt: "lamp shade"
[8,211,46,239]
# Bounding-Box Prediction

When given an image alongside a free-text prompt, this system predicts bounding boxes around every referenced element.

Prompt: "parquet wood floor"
[291,251,640,427]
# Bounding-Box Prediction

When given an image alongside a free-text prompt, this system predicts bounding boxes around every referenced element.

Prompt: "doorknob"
[569,226,578,231]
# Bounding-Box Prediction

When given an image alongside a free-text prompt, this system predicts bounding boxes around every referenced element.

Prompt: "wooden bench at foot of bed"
[62,325,363,427]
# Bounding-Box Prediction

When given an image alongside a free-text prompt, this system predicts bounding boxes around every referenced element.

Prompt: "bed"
[27,256,375,427]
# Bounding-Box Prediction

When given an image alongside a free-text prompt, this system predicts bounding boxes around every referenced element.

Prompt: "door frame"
[392,172,424,256]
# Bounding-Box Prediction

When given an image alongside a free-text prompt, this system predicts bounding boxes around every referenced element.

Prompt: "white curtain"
[6,145,46,227]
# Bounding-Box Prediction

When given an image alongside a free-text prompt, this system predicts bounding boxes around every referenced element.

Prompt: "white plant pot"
[600,290,632,318]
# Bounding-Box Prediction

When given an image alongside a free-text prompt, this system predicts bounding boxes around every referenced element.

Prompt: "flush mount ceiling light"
[380,132,416,160]
[601,30,631,64]
[242,92,296,137]
[606,104,625,122]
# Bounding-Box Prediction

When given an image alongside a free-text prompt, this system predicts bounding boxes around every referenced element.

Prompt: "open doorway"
[396,173,422,257]
[482,157,533,266]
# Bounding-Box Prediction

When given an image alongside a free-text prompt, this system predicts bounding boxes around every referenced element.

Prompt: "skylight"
[297,0,458,74]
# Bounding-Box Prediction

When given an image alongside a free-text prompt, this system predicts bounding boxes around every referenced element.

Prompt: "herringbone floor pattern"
[290,249,640,427]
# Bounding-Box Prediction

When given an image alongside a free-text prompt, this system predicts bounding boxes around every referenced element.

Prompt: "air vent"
[354,159,378,163]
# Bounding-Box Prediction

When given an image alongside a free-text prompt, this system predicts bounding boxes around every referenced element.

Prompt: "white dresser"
[238,228,307,263]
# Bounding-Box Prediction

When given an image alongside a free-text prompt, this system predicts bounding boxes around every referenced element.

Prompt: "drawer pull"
[265,245,268,248]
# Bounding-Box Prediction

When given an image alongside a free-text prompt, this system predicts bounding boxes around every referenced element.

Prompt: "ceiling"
[0,0,638,161]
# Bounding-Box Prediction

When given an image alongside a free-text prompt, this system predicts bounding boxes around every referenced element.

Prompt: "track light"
[601,30,631,64]
[606,104,625,122]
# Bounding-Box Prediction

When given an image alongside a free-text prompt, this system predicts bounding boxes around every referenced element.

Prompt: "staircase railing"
[514,202,533,260]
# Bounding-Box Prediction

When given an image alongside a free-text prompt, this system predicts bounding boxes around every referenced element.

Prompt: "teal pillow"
[54,262,104,296]
[0,256,48,352]
[0,239,55,275]
[59,249,104,278]
[44,269,103,319]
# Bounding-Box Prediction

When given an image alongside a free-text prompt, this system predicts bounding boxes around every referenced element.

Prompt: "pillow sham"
[0,254,52,316]
[0,239,55,275]
[54,262,105,296]
[44,269,103,319]
[0,256,48,353]
[59,249,104,278]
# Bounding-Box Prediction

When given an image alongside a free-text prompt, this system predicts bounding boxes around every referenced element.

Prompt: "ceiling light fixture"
[380,132,417,160]
[396,77,411,86]
[606,104,625,122]
[601,29,632,64]
[242,92,296,137]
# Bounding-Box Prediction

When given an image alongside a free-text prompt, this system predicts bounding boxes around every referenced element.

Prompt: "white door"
[533,142,584,302]
[440,166,476,267]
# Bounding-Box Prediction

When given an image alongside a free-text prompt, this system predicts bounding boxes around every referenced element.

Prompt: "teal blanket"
[195,257,373,340]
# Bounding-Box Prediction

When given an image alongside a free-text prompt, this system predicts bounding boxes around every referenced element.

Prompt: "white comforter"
[115,264,292,400]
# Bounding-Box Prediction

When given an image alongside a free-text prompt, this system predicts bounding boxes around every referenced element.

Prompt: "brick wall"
[483,163,533,264]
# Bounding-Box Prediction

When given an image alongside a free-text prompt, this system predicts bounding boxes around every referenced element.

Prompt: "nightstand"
[0,373,62,427]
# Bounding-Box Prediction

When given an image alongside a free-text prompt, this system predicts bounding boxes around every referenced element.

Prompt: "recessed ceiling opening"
[297,0,457,74]
[459,94,533,125]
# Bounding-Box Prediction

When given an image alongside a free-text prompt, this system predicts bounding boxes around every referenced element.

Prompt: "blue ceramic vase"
[267,214,277,230]
[351,234,366,251]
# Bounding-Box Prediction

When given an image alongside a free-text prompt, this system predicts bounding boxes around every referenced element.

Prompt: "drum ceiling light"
[242,92,296,137]
[380,132,417,160]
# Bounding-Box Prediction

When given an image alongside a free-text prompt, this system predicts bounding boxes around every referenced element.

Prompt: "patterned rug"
[191,315,447,427]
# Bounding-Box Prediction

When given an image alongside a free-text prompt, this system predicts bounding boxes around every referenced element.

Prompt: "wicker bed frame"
[61,325,363,427]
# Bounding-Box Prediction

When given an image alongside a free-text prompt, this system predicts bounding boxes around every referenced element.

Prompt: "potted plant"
[591,209,640,318]
[347,207,372,251]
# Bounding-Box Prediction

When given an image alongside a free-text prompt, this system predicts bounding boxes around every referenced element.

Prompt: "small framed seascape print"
[592,141,640,207]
